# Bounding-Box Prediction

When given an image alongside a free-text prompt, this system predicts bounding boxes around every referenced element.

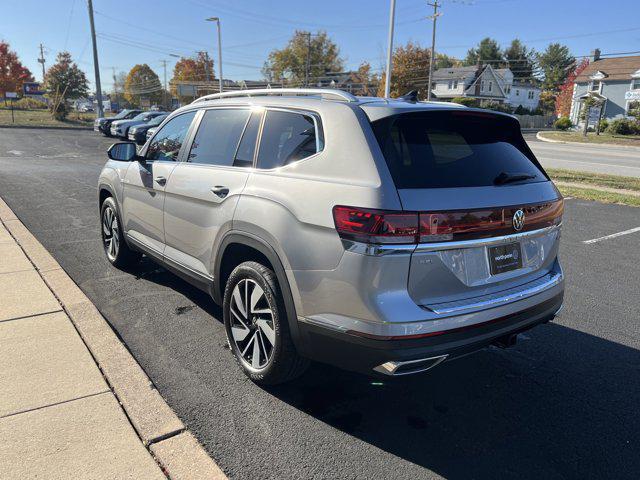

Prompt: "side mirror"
[107,142,140,162]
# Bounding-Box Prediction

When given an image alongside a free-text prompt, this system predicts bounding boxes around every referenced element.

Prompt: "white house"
[431,64,540,110]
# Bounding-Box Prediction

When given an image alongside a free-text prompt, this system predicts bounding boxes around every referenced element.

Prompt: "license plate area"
[488,242,523,275]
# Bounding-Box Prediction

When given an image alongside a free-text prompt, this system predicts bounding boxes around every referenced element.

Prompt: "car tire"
[223,261,309,385]
[100,197,141,268]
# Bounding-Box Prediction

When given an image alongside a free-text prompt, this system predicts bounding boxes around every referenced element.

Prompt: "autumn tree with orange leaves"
[0,41,34,98]
[555,58,589,117]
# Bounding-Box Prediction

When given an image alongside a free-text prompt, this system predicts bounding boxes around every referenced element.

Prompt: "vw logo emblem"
[513,209,525,231]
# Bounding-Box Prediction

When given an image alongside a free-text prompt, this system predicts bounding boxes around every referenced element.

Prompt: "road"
[1,129,639,479]
[524,133,640,177]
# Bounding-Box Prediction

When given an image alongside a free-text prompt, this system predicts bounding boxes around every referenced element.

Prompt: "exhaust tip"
[493,333,518,349]
[374,354,448,376]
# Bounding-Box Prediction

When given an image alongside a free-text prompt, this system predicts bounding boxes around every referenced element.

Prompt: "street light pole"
[206,17,223,93]
[426,1,442,101]
[384,0,396,98]
[86,0,103,118]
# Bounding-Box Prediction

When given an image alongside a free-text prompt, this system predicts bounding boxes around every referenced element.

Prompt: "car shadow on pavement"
[266,323,640,479]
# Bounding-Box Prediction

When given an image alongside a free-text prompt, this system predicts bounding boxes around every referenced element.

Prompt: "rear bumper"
[297,290,563,376]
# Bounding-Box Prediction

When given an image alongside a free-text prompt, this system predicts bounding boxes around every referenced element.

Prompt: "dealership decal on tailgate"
[488,243,523,275]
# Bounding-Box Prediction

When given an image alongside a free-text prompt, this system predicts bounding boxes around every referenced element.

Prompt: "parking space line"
[583,226,640,244]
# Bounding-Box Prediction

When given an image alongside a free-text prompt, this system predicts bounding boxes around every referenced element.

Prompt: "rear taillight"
[332,206,419,244]
[333,200,563,245]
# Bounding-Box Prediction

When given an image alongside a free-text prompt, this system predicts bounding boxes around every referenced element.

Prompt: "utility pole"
[86,0,103,118]
[384,0,397,98]
[160,60,168,108]
[304,32,312,87]
[426,1,442,101]
[37,44,46,82]
[206,17,223,93]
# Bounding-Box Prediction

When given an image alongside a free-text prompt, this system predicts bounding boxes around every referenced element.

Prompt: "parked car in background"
[94,109,142,136]
[110,111,168,139]
[145,127,158,142]
[98,88,564,385]
[79,104,94,113]
[127,113,169,145]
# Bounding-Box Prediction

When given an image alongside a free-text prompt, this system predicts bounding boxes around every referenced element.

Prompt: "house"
[431,64,540,110]
[569,49,640,124]
[314,71,377,96]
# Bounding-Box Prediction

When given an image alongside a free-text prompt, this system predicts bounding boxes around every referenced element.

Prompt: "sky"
[2,0,639,91]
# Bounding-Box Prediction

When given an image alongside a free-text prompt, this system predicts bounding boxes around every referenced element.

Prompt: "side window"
[234,111,262,167]
[188,109,250,166]
[146,111,196,161]
[257,110,320,170]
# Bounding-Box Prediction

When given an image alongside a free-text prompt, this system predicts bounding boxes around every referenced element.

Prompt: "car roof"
[171,89,515,123]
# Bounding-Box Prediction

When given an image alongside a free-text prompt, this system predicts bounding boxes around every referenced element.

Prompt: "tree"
[503,39,536,80]
[555,58,589,117]
[44,51,88,119]
[464,38,502,66]
[435,53,461,70]
[262,30,343,84]
[170,52,214,103]
[377,41,431,99]
[350,61,378,95]
[0,41,34,97]
[537,43,575,93]
[124,64,162,107]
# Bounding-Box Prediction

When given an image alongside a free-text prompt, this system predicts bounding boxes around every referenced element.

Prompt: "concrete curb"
[536,131,640,150]
[0,124,93,131]
[0,195,227,480]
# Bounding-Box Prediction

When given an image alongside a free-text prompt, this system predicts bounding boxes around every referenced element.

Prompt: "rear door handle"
[210,185,229,198]
[154,176,167,186]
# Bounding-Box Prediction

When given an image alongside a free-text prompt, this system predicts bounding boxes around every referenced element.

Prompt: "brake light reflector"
[332,206,418,244]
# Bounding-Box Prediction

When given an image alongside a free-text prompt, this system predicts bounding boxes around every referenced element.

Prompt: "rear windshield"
[371,110,546,189]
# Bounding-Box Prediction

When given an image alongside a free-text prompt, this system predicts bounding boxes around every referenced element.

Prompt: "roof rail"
[192,88,359,104]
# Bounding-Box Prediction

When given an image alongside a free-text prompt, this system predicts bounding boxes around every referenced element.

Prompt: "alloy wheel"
[102,206,120,261]
[229,278,276,369]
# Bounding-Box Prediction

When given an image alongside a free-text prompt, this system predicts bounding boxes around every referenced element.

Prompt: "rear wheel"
[223,261,308,385]
[100,197,141,268]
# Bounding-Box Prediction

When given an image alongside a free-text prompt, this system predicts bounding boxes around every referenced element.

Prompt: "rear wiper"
[493,171,537,185]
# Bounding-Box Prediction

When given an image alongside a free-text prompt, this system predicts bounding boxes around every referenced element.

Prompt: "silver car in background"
[97,88,564,384]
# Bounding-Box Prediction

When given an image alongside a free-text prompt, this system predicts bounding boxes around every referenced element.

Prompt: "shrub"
[50,101,69,121]
[605,118,640,135]
[452,97,479,108]
[554,116,572,130]
[483,101,513,113]
[13,97,48,109]
[598,119,608,131]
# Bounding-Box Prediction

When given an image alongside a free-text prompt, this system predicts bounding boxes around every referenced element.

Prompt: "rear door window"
[371,111,546,188]
[188,108,251,167]
[257,110,321,169]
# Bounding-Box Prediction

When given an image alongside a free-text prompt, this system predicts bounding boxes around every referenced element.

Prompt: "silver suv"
[98,88,564,384]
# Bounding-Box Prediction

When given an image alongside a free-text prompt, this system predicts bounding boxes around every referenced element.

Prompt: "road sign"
[587,105,602,126]
[23,82,44,95]
[5,92,18,99]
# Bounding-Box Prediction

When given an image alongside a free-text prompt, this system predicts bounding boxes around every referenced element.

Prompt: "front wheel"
[100,197,141,268]
[223,261,308,385]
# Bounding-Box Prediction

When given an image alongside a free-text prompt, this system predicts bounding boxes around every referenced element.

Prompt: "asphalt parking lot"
[1,128,639,479]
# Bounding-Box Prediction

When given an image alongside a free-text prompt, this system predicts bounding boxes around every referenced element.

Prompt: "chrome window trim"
[342,224,561,256]
[414,224,561,253]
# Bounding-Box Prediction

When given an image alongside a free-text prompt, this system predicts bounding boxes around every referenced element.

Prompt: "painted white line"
[563,196,574,200]
[583,226,640,244]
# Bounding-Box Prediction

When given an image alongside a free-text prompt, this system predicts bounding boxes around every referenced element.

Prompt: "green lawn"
[547,169,640,207]
[547,168,640,192]
[0,108,95,128]
[539,131,640,146]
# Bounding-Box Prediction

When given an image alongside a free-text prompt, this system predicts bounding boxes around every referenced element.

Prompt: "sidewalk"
[0,197,226,480]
